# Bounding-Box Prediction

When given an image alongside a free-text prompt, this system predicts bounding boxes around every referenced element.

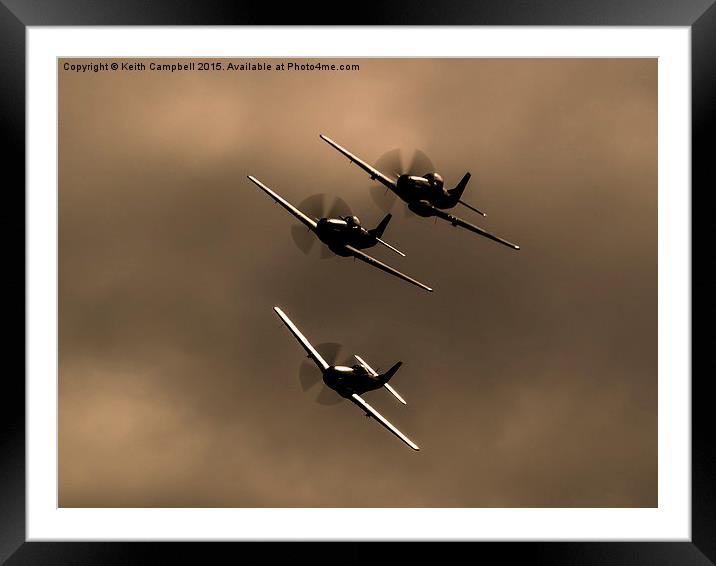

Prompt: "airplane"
[247,175,433,292]
[273,306,420,451]
[319,134,521,251]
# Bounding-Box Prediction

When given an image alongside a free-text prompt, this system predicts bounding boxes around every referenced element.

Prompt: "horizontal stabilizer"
[384,383,407,405]
[376,238,405,257]
[458,199,486,217]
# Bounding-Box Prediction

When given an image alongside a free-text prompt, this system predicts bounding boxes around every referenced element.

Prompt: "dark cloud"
[59,58,656,507]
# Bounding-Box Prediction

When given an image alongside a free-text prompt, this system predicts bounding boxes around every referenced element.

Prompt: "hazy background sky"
[59,58,657,507]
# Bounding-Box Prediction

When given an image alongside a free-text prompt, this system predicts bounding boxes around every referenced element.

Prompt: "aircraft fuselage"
[394,173,456,211]
[315,217,377,254]
[322,364,385,398]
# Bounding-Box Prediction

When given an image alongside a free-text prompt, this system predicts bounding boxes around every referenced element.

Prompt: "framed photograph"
[4,1,709,564]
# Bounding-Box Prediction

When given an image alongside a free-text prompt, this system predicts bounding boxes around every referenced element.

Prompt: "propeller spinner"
[290,194,353,257]
[371,148,435,218]
[298,342,351,405]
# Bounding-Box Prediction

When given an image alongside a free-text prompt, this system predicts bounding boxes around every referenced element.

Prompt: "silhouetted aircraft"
[273,306,419,451]
[320,134,520,251]
[247,175,433,292]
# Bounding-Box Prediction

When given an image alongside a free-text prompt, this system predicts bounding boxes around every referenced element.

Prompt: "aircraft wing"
[427,206,520,250]
[248,175,318,231]
[351,394,419,451]
[343,245,433,292]
[273,307,330,371]
[320,135,397,192]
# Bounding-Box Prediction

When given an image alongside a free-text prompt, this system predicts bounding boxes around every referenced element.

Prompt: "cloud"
[58,58,657,507]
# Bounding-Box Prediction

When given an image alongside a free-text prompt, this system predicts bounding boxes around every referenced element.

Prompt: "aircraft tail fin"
[378,361,403,384]
[448,173,486,216]
[369,213,392,239]
[448,172,471,201]
[355,355,407,404]
[369,213,405,256]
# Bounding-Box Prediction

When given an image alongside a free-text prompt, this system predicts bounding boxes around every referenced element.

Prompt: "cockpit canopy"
[424,172,444,188]
[345,215,361,226]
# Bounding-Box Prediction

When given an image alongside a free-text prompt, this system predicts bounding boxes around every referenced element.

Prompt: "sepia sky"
[58,58,657,507]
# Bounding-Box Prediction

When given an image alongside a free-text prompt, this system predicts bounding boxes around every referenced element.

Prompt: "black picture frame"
[2,1,709,564]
